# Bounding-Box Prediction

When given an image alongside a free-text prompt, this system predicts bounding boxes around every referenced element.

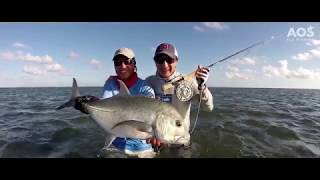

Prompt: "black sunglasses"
[114,60,133,66]
[154,56,176,64]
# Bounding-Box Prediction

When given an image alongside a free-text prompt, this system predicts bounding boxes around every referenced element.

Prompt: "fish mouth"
[154,137,184,145]
[172,136,189,145]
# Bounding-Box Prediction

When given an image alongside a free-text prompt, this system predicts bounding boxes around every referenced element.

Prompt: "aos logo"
[287,26,315,41]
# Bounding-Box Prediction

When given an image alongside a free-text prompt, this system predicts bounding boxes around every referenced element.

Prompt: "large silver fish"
[56,78,188,148]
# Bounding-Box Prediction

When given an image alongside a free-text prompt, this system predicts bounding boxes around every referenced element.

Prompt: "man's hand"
[74,95,100,114]
[195,65,210,91]
[146,137,166,152]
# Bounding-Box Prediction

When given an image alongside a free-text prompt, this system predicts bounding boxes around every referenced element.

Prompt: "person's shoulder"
[104,76,116,84]
[103,76,117,90]
[136,78,152,87]
[145,74,158,82]
[136,78,155,97]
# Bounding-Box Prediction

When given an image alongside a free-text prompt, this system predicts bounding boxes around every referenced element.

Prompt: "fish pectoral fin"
[111,120,153,139]
[118,79,131,96]
[113,120,153,132]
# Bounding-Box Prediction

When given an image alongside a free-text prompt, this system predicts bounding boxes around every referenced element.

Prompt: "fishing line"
[190,89,203,135]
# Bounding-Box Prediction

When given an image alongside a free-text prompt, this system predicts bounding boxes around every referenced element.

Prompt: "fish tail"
[56,78,81,110]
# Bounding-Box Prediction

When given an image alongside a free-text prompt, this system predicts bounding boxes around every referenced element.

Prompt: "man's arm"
[192,65,214,111]
[198,86,214,111]
[101,77,117,99]
[74,78,116,114]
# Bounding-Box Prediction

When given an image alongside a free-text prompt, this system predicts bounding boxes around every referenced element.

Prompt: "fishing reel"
[175,80,193,102]
[162,75,194,102]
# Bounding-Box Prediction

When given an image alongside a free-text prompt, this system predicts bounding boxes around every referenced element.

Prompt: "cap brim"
[155,51,176,59]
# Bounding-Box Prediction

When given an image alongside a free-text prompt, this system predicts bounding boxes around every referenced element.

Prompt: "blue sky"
[1,22,320,89]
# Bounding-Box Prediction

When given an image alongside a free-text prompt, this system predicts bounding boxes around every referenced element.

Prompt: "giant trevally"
[56,78,188,148]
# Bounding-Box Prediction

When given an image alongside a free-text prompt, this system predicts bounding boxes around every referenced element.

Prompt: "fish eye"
[176,120,181,127]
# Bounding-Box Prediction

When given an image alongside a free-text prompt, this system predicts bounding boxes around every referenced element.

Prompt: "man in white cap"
[146,43,214,157]
[74,47,156,158]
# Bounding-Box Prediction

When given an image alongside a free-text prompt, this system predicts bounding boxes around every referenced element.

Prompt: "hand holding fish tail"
[74,95,100,114]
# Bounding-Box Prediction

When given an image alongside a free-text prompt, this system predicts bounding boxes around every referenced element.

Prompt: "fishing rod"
[162,35,280,91]
[207,40,264,68]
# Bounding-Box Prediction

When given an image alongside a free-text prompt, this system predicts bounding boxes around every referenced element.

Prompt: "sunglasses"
[113,60,133,66]
[154,56,176,64]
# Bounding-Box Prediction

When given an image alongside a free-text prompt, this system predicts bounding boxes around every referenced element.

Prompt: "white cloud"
[0,51,15,60]
[0,51,54,64]
[12,42,26,48]
[231,57,256,65]
[23,53,54,64]
[227,66,239,72]
[1,50,67,76]
[202,22,229,30]
[225,71,249,80]
[309,48,320,57]
[243,69,256,73]
[16,50,23,55]
[225,66,254,80]
[193,26,205,32]
[151,47,156,52]
[23,65,46,76]
[193,22,229,32]
[292,46,320,61]
[90,59,102,70]
[23,63,65,76]
[262,65,281,77]
[291,67,320,79]
[292,52,313,61]
[68,51,79,59]
[262,60,320,79]
[46,63,64,72]
[306,39,320,46]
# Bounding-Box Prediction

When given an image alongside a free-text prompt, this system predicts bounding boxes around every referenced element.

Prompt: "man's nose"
[120,62,126,68]
[162,61,169,66]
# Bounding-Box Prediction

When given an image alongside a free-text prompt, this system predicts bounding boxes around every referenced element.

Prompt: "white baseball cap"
[113,48,135,59]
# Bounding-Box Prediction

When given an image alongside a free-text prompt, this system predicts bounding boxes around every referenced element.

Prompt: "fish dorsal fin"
[117,79,131,96]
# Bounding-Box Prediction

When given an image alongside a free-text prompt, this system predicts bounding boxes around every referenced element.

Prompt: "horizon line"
[1,86,319,90]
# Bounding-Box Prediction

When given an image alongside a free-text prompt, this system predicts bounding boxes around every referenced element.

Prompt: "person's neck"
[115,72,138,89]
[156,71,177,81]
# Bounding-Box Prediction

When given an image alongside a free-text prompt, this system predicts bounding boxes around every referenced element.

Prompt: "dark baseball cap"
[154,43,179,60]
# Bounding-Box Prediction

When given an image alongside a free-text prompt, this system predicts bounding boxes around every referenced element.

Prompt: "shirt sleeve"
[101,79,115,99]
[139,81,155,98]
[191,78,214,111]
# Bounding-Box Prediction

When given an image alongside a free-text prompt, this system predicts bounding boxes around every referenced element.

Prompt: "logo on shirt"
[158,94,172,103]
